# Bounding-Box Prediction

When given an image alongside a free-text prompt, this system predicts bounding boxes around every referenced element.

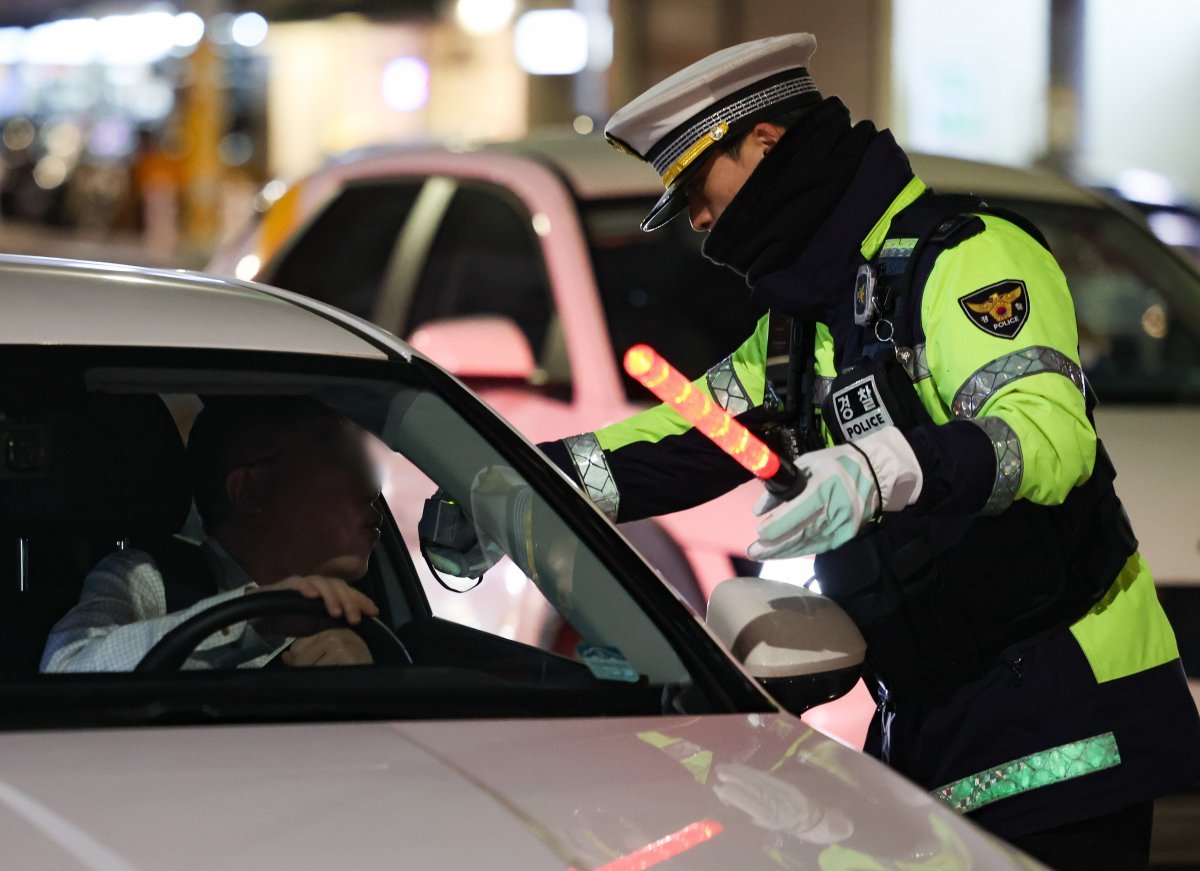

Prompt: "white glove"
[748,426,923,560]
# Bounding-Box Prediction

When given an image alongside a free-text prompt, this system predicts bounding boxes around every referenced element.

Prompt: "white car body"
[3,717,1027,870]
[0,255,1033,869]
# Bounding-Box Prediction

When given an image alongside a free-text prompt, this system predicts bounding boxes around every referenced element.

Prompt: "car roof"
[486,131,666,199]
[488,132,1103,207]
[0,255,389,359]
[907,151,1100,206]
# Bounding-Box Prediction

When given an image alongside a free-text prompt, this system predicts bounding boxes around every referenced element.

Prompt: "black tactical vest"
[800,193,1139,697]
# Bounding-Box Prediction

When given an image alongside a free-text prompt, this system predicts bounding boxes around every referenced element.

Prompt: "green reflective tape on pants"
[932,732,1121,814]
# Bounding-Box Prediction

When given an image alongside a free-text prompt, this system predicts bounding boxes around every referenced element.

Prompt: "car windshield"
[0,346,767,730]
[581,199,768,396]
[585,194,1200,405]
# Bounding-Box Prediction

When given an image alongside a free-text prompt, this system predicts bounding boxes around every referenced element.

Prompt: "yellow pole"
[180,27,225,250]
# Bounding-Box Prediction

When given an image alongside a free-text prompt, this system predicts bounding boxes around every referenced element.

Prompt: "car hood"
[0,714,1033,870]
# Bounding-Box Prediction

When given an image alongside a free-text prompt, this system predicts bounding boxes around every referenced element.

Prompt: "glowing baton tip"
[624,345,657,379]
[623,343,788,483]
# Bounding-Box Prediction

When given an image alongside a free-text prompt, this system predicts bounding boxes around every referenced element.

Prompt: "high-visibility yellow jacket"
[541,150,1200,838]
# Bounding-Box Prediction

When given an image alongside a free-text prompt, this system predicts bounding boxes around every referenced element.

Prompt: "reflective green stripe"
[932,732,1121,814]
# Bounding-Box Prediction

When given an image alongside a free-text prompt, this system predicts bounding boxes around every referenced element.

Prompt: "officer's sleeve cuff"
[901,421,995,516]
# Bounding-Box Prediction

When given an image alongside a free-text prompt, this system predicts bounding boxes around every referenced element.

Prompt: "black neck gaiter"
[702,98,876,286]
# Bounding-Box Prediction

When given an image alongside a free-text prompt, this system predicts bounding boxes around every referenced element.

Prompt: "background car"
[211,135,1200,748]
[1089,168,1200,266]
[0,254,1034,870]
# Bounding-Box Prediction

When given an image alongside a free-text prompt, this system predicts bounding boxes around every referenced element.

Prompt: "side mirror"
[408,316,537,381]
[707,577,865,715]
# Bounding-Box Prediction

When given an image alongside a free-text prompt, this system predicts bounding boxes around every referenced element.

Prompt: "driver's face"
[254,421,382,581]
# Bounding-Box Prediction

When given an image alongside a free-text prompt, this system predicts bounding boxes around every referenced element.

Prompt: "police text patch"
[831,375,893,442]
[959,280,1029,339]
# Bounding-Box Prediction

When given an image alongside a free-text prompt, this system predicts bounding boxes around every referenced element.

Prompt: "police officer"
[529,34,1199,869]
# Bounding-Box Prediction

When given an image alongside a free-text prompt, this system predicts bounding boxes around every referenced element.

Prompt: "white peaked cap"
[605,33,821,230]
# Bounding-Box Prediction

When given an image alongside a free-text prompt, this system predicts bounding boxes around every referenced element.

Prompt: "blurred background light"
[127,78,175,121]
[98,12,178,66]
[219,131,255,167]
[24,18,99,66]
[43,120,82,157]
[0,27,27,65]
[231,12,269,48]
[2,117,35,151]
[455,0,516,36]
[258,179,288,204]
[515,9,589,75]
[172,11,205,48]
[88,117,134,159]
[33,156,68,190]
[1147,212,1200,249]
[235,254,261,280]
[1141,304,1168,340]
[1115,168,1179,206]
[381,56,430,112]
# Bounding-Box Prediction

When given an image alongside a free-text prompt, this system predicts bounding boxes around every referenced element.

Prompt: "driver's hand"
[281,629,373,667]
[249,576,379,625]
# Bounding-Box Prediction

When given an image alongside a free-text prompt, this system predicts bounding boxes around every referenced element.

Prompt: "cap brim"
[640,179,689,232]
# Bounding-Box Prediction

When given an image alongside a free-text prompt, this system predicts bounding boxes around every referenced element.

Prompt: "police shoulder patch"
[958,280,1029,340]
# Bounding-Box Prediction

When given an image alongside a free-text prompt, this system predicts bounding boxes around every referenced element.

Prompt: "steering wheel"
[134,590,413,672]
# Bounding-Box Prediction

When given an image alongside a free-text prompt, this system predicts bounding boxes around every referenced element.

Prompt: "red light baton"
[623,344,808,498]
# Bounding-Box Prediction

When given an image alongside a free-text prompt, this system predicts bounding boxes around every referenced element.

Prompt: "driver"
[41,396,383,672]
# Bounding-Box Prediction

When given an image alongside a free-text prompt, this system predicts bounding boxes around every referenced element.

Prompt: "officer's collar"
[859,175,927,260]
[749,131,919,326]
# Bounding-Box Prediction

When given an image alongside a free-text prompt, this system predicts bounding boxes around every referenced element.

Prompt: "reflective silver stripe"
[895,344,929,381]
[562,432,620,522]
[970,416,1023,515]
[812,375,834,405]
[952,346,1085,420]
[706,356,752,416]
[649,74,818,179]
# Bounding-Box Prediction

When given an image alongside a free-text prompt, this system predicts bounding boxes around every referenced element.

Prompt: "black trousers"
[1009,801,1154,871]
